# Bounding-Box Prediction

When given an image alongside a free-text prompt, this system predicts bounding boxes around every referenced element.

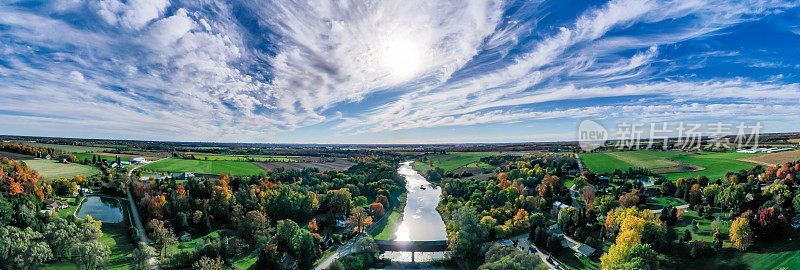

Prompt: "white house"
[130,157,146,163]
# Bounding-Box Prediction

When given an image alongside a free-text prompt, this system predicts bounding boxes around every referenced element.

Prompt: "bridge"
[374,240,448,264]
[374,240,449,252]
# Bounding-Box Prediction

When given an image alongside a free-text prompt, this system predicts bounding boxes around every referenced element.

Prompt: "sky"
[0,0,799,144]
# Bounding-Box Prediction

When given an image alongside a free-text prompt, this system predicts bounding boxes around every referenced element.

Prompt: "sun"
[380,38,424,81]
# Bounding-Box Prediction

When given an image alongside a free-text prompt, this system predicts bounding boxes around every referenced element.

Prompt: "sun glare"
[380,38,423,80]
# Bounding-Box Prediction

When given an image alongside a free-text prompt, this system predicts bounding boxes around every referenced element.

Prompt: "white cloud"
[92,0,170,30]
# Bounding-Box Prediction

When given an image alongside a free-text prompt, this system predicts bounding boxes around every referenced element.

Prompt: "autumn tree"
[581,186,596,208]
[619,192,639,208]
[240,210,269,239]
[730,216,753,250]
[147,219,177,257]
[369,202,385,217]
[349,207,372,233]
[512,209,530,231]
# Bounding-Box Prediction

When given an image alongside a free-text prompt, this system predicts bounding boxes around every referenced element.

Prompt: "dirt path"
[127,159,166,270]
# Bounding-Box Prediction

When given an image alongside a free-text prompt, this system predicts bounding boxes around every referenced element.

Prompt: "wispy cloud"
[0,0,798,142]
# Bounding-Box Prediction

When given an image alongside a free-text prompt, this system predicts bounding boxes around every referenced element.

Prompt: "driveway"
[127,159,166,270]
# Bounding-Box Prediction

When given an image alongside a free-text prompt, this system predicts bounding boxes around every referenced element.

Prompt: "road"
[126,159,166,270]
[482,233,559,270]
[314,234,362,270]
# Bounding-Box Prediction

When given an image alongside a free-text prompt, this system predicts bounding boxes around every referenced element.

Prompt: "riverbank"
[371,193,407,240]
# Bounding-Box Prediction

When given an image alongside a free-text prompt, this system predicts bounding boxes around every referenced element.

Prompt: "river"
[381,161,448,263]
[394,161,447,241]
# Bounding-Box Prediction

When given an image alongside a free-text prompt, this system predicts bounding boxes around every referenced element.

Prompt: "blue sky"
[0,0,799,144]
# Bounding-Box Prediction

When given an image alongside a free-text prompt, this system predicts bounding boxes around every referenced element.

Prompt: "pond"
[76,196,125,223]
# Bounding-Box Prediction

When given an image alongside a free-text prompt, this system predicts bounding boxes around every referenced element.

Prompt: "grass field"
[414,152,499,173]
[141,158,265,175]
[643,197,687,210]
[371,212,401,240]
[580,151,759,181]
[23,159,101,180]
[22,142,114,153]
[73,153,131,163]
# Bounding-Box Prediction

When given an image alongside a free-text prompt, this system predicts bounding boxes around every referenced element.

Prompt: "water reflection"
[394,161,447,241]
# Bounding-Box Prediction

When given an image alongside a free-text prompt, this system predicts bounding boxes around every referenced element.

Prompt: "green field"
[141,158,265,175]
[189,153,297,162]
[414,152,499,173]
[579,151,759,181]
[73,153,131,163]
[579,152,631,174]
[22,142,114,153]
[23,159,102,180]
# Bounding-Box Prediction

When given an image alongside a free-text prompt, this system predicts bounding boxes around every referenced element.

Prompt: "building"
[43,200,69,211]
[737,147,794,153]
[548,224,564,238]
[171,172,195,180]
[130,157,146,163]
[335,214,348,228]
[553,201,570,211]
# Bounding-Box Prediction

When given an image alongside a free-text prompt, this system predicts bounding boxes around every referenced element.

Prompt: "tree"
[131,242,157,270]
[581,187,596,208]
[619,192,639,208]
[717,184,746,213]
[703,184,722,206]
[291,229,319,269]
[73,240,110,270]
[369,202,385,217]
[349,207,372,233]
[376,195,389,209]
[192,256,224,270]
[557,207,578,232]
[512,209,530,231]
[275,219,300,250]
[447,207,483,269]
[730,216,753,250]
[241,210,269,239]
[328,188,352,215]
[147,219,177,257]
[354,196,368,207]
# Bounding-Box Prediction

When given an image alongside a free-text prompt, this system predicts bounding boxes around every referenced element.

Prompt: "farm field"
[141,158,265,175]
[579,151,760,181]
[738,150,800,166]
[23,159,101,180]
[252,158,356,171]
[0,150,34,160]
[21,142,114,153]
[189,153,299,162]
[414,152,499,173]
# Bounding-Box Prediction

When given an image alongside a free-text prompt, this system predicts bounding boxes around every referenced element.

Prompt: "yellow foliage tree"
[730,216,753,250]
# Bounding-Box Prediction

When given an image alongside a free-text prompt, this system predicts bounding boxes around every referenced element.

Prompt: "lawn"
[174,230,222,253]
[22,142,114,153]
[643,197,686,210]
[682,218,800,270]
[415,152,499,173]
[141,158,265,175]
[23,159,101,180]
[371,212,401,240]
